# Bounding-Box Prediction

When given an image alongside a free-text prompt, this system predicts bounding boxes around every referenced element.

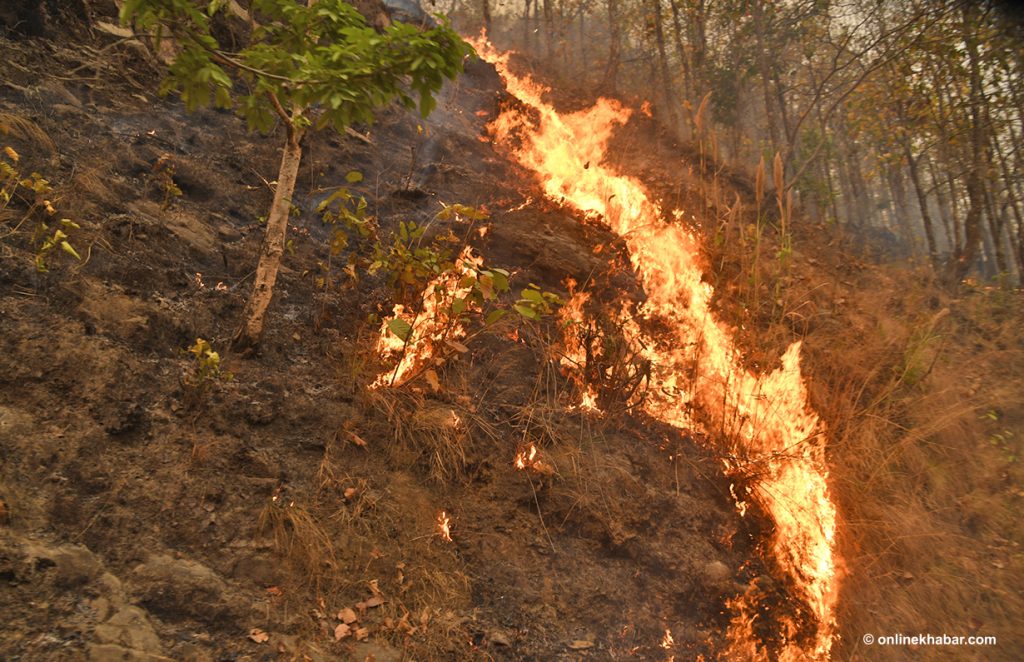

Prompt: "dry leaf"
[334,623,352,641]
[339,607,358,624]
[249,628,270,644]
[343,487,358,499]
[532,460,556,476]
[368,580,382,596]
[363,596,384,608]
[445,339,469,354]
[266,586,283,597]
[355,627,369,641]
[424,369,441,392]
[347,431,368,447]
[568,640,593,650]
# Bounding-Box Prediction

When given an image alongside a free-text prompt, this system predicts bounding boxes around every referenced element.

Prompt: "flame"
[514,443,554,475]
[472,38,839,659]
[373,247,482,387]
[662,628,675,650]
[557,280,600,409]
[438,511,452,542]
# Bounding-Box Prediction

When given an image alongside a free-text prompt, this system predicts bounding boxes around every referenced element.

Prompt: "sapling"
[121,0,472,352]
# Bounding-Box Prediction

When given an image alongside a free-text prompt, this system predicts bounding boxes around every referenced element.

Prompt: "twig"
[526,473,556,553]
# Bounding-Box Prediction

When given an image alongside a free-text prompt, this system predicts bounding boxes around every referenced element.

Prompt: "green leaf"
[484,309,507,325]
[521,288,544,303]
[345,170,363,184]
[490,270,509,293]
[513,303,539,320]
[59,241,81,260]
[386,318,413,342]
[451,297,467,315]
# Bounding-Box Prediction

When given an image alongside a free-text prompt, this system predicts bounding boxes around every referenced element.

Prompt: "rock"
[488,629,513,646]
[93,606,164,654]
[23,541,102,587]
[352,641,403,662]
[230,554,282,587]
[703,560,731,583]
[87,643,173,662]
[128,554,237,623]
[170,642,215,662]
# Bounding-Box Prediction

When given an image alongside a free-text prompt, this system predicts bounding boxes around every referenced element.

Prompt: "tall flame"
[472,39,839,659]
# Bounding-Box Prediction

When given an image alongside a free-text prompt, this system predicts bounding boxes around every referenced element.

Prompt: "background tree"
[459,0,1022,286]
[121,0,472,352]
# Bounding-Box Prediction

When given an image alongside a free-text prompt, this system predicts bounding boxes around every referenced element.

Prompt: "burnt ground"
[0,29,786,662]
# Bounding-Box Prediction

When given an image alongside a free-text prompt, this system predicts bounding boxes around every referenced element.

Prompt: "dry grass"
[258,497,341,593]
[698,173,1023,659]
[797,276,1023,660]
[0,112,55,153]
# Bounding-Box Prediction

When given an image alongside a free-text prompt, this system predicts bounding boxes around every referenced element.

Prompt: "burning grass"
[472,37,839,659]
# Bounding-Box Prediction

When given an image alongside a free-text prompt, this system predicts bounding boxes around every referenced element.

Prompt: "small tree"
[121,0,472,352]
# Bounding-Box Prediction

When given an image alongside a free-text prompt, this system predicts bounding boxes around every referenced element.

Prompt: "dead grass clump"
[368,388,471,482]
[0,112,55,153]
[258,497,340,592]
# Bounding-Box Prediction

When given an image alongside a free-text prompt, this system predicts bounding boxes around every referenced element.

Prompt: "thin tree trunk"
[234,124,305,353]
[650,0,678,129]
[523,0,532,50]
[604,0,621,92]
[926,157,955,253]
[903,141,939,268]
[944,5,986,287]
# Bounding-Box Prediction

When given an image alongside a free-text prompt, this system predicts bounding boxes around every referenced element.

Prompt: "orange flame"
[438,511,452,542]
[472,37,839,660]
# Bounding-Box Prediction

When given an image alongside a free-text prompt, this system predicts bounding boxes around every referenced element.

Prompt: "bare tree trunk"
[542,0,554,60]
[650,0,678,129]
[523,0,533,50]
[482,0,491,33]
[603,0,621,92]
[944,5,986,287]
[234,124,305,353]
[903,141,939,268]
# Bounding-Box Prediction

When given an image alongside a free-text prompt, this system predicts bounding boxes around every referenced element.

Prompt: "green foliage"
[187,337,226,382]
[1,145,81,273]
[120,0,473,133]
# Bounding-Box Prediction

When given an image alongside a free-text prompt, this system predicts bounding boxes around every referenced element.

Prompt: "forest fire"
[471,38,840,660]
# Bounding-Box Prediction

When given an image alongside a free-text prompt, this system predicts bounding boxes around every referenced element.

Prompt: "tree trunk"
[523,0,532,51]
[650,0,678,129]
[233,125,305,353]
[903,141,939,268]
[943,5,986,287]
[603,0,621,92]
[482,0,491,33]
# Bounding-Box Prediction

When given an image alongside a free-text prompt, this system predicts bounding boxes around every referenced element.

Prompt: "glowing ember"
[472,37,840,660]
[662,628,675,649]
[437,511,452,542]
